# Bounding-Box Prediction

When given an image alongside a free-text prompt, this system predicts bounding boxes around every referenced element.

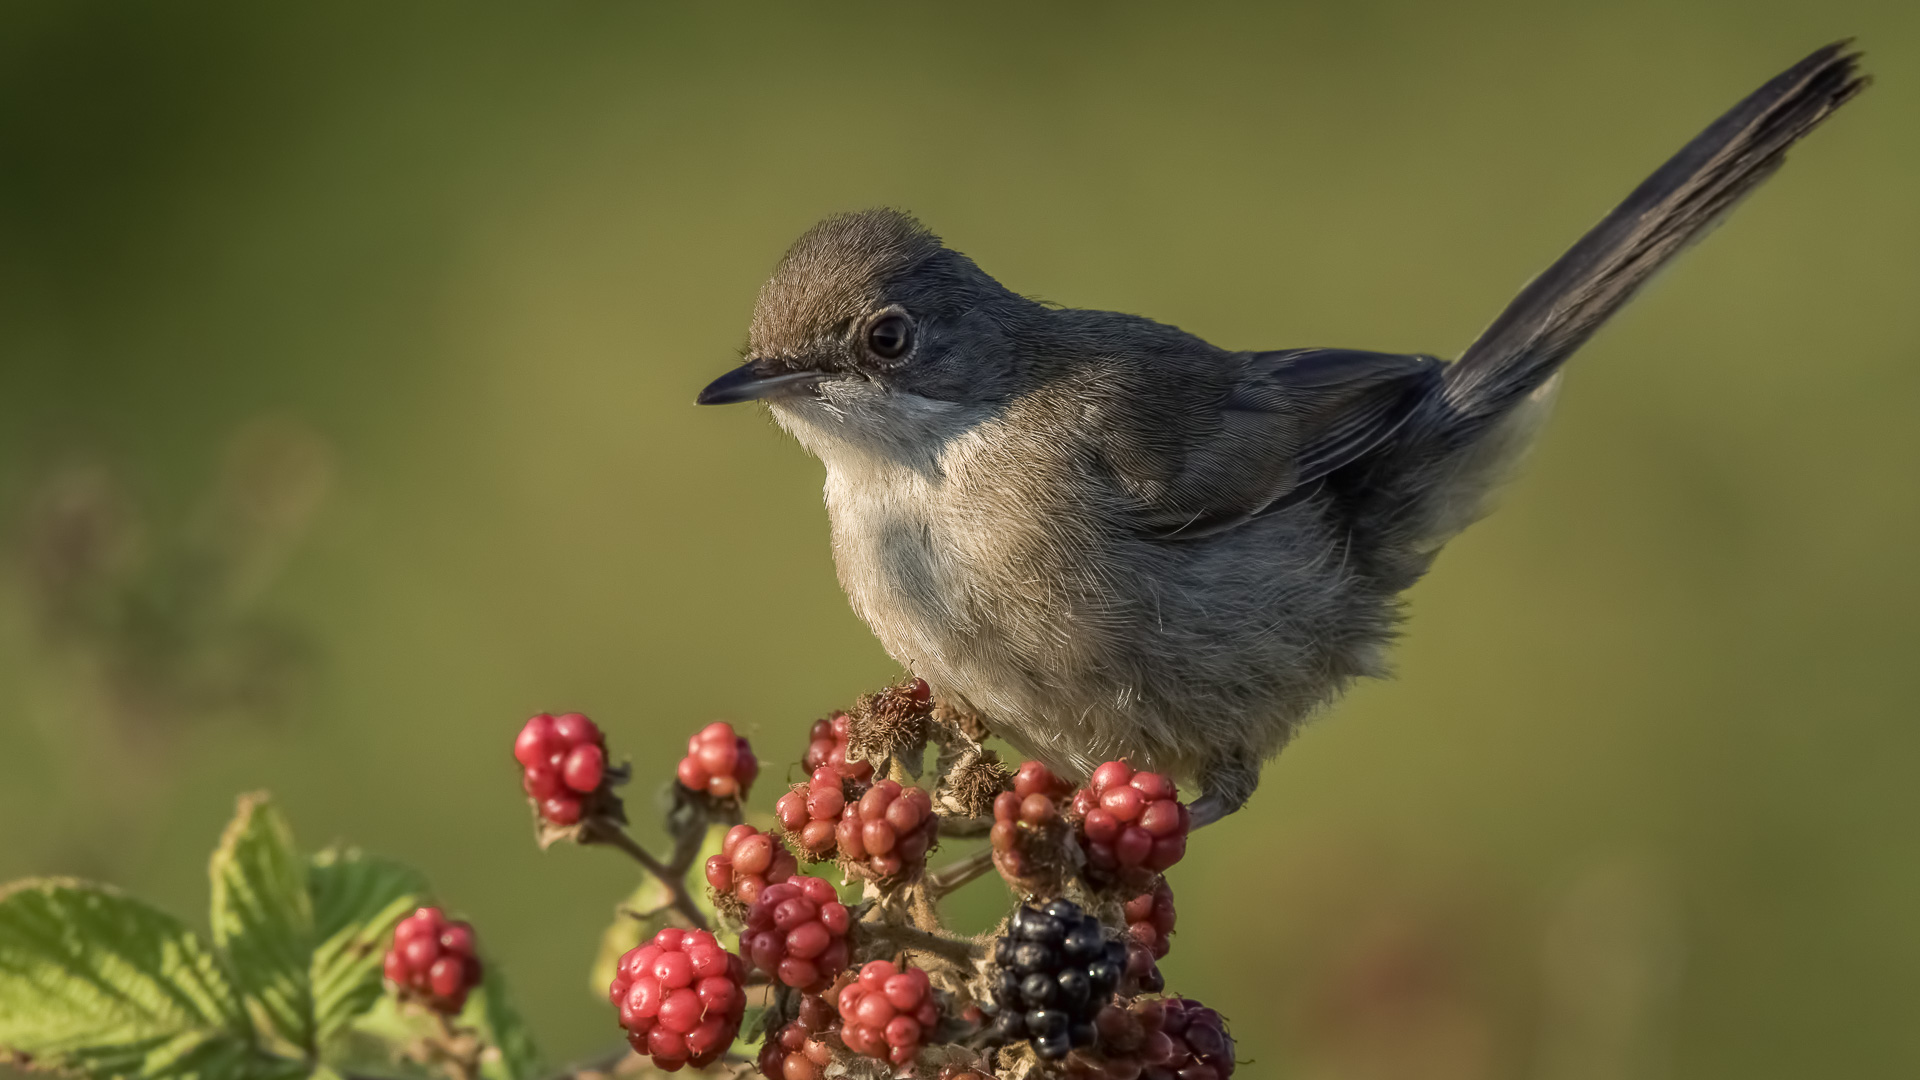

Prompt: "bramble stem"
[582,818,711,933]
[927,846,995,898]
[863,919,985,964]
[937,814,993,838]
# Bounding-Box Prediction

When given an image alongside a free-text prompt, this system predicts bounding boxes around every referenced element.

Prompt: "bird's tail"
[1439,42,1867,426]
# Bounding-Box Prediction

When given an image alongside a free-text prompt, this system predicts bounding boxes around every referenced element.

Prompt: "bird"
[696,44,1866,825]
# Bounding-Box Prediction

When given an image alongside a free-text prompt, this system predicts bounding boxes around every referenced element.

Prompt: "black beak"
[696,360,829,405]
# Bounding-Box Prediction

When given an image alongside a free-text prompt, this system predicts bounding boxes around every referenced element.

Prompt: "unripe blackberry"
[836,960,939,1066]
[515,712,609,826]
[383,907,483,1015]
[756,1020,835,1080]
[704,824,799,905]
[742,876,852,993]
[1103,997,1234,1080]
[990,760,1072,888]
[1070,761,1189,887]
[837,779,937,879]
[800,711,875,783]
[608,927,748,1072]
[775,766,853,860]
[676,721,760,800]
[1122,878,1177,960]
[983,899,1121,1061]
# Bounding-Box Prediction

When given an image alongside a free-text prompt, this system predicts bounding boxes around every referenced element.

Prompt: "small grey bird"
[698,45,1865,824]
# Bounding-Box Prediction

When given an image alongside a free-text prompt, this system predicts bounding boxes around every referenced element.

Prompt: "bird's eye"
[866,314,912,361]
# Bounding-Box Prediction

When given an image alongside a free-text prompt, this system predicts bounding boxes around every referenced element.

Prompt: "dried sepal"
[846,679,935,776]
[939,745,1011,820]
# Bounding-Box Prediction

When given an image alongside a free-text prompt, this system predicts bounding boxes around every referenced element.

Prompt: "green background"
[2,3,1915,1077]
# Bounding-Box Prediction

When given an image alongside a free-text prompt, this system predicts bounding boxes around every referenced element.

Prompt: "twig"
[582,818,711,932]
[937,814,993,839]
[927,847,995,898]
[863,920,985,965]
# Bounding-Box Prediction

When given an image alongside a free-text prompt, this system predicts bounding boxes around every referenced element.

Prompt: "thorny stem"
[582,818,711,933]
[863,919,986,966]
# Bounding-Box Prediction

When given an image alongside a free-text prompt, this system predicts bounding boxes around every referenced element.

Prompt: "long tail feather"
[1441,42,1868,422]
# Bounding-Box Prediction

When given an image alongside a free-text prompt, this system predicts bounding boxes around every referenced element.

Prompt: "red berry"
[439,921,475,956]
[742,877,849,992]
[610,929,746,1070]
[513,714,557,768]
[674,721,757,800]
[837,961,935,1065]
[540,794,583,825]
[1072,760,1191,887]
[1090,760,1134,793]
[550,712,594,744]
[562,743,605,792]
[837,780,936,879]
[383,907,482,1015]
[518,712,611,825]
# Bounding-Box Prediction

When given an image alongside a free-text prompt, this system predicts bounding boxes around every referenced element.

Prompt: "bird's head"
[699,210,1038,464]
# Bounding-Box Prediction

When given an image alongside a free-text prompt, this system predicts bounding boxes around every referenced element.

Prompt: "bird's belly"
[823,469,1392,786]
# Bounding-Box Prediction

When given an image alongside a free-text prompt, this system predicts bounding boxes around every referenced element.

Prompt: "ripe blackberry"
[1088,998,1235,1080]
[990,761,1071,887]
[837,779,937,879]
[608,927,748,1071]
[836,960,940,1066]
[983,899,1123,1061]
[742,876,852,993]
[801,711,873,783]
[676,721,760,800]
[704,824,799,905]
[775,766,854,860]
[1070,761,1189,886]
[383,907,483,1015]
[514,712,609,826]
[1123,878,1177,960]
[754,995,837,1080]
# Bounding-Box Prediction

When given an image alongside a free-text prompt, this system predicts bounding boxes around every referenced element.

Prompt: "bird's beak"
[696,359,829,406]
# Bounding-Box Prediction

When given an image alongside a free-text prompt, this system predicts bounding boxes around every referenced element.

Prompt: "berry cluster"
[754,996,837,1080]
[837,779,937,878]
[1070,761,1189,884]
[743,876,851,993]
[984,900,1123,1060]
[705,824,799,905]
[1088,998,1236,1080]
[836,960,940,1066]
[775,767,852,860]
[608,927,747,1071]
[676,721,760,800]
[383,907,482,1015]
[1123,878,1177,960]
[514,712,607,826]
[801,712,873,783]
[990,761,1072,882]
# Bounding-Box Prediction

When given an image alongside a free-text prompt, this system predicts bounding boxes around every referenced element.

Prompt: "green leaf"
[307,847,427,1049]
[208,793,315,1054]
[0,877,294,1080]
[465,975,540,1080]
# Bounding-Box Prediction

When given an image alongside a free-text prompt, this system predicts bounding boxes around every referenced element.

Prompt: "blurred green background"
[2,2,1915,1077]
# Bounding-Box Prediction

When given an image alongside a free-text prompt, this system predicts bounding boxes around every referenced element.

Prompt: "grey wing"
[1135,348,1444,540]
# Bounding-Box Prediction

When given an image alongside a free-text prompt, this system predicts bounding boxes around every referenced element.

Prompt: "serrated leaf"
[318,996,437,1080]
[307,847,428,1048]
[0,878,295,1080]
[464,975,539,1080]
[208,793,315,1054]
